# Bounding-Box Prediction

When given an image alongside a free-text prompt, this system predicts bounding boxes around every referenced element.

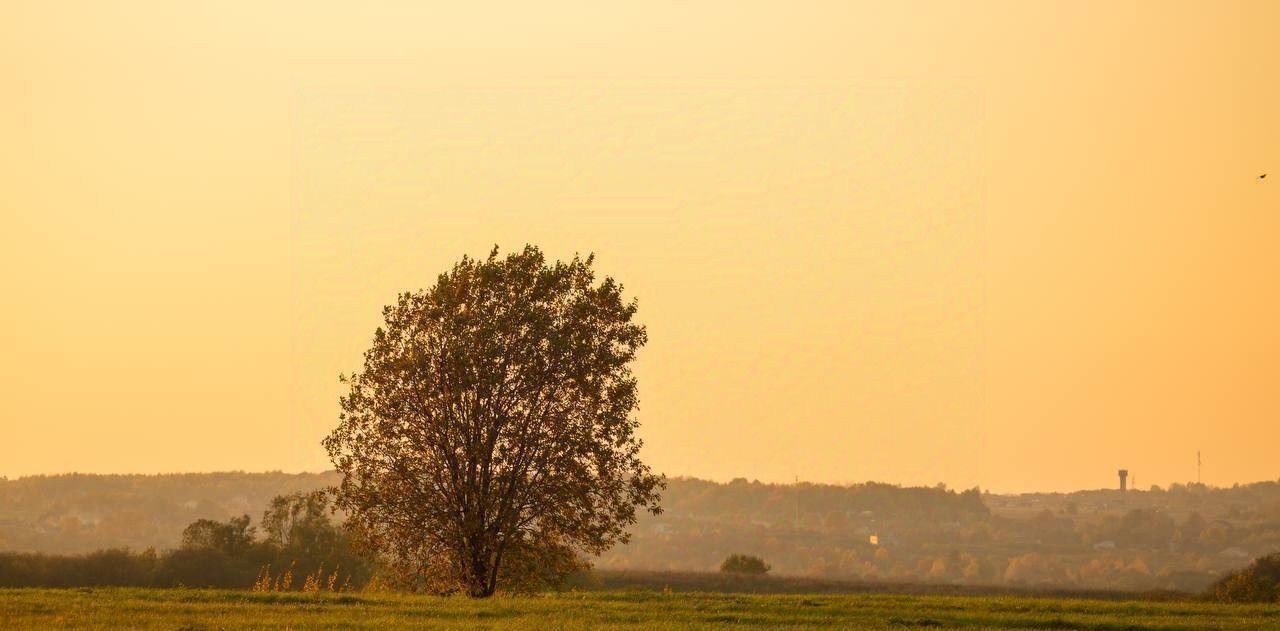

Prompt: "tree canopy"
[324,245,663,596]
[720,554,771,575]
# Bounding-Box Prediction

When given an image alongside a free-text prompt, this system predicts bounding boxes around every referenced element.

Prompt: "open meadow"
[5,3,1280,629]
[1,588,1276,631]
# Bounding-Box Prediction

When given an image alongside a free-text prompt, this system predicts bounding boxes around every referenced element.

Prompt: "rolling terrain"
[4,472,1278,592]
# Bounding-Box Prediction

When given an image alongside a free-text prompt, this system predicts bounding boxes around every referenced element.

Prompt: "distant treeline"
[0,491,371,590]
[661,477,988,521]
[0,471,339,554]
[4,472,1280,593]
[0,472,986,555]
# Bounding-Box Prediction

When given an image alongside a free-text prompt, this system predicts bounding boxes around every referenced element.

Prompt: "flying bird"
[1261,174,1267,179]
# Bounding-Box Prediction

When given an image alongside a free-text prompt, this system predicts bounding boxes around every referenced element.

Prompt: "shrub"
[1205,553,1280,603]
[720,554,771,575]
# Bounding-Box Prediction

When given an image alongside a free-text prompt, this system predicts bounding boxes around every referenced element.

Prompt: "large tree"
[324,245,663,597]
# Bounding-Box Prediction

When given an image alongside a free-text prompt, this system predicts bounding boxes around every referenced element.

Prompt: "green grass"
[0,588,1275,630]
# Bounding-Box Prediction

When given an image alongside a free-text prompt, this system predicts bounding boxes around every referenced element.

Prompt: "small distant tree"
[180,515,255,557]
[720,554,770,575]
[261,491,339,554]
[325,246,664,597]
[258,491,374,590]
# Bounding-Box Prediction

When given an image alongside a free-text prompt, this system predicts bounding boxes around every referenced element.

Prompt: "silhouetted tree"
[180,515,255,557]
[720,554,771,575]
[324,246,663,597]
[261,491,337,553]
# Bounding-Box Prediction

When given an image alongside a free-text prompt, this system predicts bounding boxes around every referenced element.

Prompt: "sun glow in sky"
[2,1,1277,492]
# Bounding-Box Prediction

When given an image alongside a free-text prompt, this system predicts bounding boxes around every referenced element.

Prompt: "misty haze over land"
[4,472,1278,593]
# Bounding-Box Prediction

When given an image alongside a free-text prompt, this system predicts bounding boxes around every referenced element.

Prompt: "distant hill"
[0,472,981,555]
[2,472,1278,591]
[0,471,338,554]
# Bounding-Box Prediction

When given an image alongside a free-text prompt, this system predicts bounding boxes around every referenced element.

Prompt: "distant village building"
[868,534,879,546]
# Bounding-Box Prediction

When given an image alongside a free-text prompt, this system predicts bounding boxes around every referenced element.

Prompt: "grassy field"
[579,570,1193,600]
[1,588,1276,630]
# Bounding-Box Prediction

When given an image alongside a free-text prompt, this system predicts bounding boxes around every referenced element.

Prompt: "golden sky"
[2,1,1277,492]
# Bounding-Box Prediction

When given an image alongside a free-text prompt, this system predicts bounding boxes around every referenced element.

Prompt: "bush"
[1205,553,1280,603]
[0,549,158,588]
[720,554,770,575]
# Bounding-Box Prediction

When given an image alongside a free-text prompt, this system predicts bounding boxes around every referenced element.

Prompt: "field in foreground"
[1,588,1277,630]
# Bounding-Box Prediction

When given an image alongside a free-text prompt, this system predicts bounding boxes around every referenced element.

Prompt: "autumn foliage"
[325,246,663,596]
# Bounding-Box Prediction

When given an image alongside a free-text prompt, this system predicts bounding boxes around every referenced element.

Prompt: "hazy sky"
[2,1,1277,492]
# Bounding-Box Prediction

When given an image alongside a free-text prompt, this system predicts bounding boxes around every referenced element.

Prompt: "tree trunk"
[465,549,496,597]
